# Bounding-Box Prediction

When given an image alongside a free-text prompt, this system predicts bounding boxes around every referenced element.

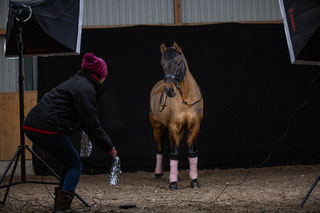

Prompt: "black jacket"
[24,71,114,152]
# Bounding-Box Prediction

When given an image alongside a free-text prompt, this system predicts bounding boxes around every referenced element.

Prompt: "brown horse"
[149,42,203,190]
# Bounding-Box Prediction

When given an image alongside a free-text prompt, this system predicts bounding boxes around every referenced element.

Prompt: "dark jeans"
[24,129,82,192]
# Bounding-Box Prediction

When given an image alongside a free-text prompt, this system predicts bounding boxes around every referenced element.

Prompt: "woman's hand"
[109,147,117,158]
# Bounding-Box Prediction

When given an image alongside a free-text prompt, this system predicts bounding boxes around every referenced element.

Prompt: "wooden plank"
[0,28,5,36]
[2,21,283,37]
[171,20,284,26]
[82,20,283,30]
[0,91,37,160]
[174,0,182,24]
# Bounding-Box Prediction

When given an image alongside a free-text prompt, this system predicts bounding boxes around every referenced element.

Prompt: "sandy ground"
[1,164,320,212]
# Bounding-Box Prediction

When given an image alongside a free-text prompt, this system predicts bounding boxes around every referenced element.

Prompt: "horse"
[149,42,203,190]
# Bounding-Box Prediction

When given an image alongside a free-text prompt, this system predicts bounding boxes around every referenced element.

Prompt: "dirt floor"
[1,164,320,212]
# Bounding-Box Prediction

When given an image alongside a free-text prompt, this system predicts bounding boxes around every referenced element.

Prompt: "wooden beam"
[174,20,284,25]
[82,21,283,30]
[174,0,182,24]
[1,21,283,36]
[0,91,37,160]
[0,28,5,36]
[1,20,283,35]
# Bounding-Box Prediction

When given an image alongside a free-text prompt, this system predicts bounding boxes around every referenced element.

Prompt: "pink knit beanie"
[81,53,108,80]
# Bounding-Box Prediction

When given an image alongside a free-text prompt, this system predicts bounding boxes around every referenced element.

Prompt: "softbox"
[5,0,83,58]
[278,0,320,65]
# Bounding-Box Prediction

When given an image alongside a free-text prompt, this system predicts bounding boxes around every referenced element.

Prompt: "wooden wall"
[0,91,37,160]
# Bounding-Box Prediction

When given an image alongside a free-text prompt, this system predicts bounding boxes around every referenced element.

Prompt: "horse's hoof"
[155,174,163,179]
[191,179,200,188]
[169,182,178,190]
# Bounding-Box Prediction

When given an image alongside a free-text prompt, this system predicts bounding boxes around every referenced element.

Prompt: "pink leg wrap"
[189,157,198,180]
[169,160,179,182]
[155,154,163,174]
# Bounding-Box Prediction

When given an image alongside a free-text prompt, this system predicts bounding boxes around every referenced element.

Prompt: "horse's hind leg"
[187,119,201,188]
[149,114,166,179]
[168,124,184,190]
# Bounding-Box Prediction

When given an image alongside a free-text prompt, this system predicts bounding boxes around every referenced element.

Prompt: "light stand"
[0,4,89,207]
[300,171,320,207]
[277,0,320,207]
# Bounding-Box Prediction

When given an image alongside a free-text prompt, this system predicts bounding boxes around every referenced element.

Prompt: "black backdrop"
[34,23,320,175]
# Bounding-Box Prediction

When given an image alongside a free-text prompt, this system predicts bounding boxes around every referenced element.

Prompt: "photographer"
[23,53,117,212]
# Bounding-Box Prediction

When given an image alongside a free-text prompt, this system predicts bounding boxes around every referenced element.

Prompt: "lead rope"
[158,86,168,112]
[176,84,202,106]
[158,83,202,112]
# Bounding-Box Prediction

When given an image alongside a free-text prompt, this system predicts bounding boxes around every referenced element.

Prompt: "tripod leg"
[1,148,22,204]
[299,171,320,208]
[0,147,22,184]
[25,146,60,180]
[74,193,90,207]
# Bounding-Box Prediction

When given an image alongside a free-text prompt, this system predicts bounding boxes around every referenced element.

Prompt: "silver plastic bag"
[110,156,121,185]
[80,131,93,157]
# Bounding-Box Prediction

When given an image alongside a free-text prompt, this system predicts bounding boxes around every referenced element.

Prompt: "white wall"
[181,0,282,23]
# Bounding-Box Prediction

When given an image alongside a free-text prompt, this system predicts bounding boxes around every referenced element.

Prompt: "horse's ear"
[160,43,166,54]
[173,42,182,54]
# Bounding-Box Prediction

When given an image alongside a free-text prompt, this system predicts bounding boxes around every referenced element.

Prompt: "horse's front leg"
[187,120,201,188]
[149,114,166,179]
[168,124,184,190]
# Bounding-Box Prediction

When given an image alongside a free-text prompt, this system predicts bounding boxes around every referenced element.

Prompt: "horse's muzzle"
[166,87,176,97]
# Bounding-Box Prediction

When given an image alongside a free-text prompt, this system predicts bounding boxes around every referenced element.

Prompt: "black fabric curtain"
[35,23,320,175]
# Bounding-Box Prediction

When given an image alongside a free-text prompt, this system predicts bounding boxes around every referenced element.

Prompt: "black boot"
[53,190,81,213]
[53,186,62,210]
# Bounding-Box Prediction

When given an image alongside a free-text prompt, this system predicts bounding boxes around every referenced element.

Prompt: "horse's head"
[160,42,186,97]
